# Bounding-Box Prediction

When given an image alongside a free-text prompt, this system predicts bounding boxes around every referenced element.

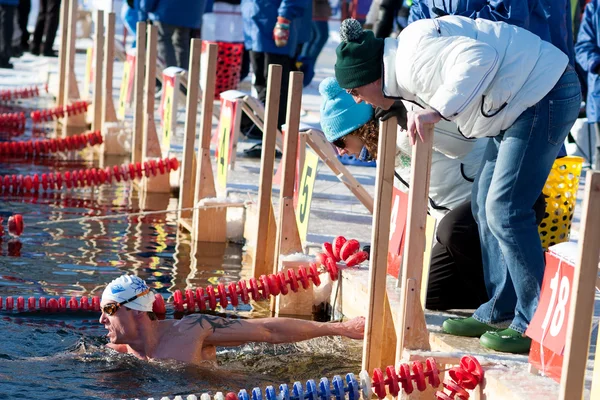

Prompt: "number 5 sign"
[296,150,319,243]
[526,250,575,355]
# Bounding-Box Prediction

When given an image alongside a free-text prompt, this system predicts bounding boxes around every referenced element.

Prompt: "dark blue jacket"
[242,0,308,56]
[141,0,206,29]
[0,0,19,5]
[409,0,575,65]
[576,0,600,122]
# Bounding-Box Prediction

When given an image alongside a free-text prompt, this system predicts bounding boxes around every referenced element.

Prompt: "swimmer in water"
[100,275,365,365]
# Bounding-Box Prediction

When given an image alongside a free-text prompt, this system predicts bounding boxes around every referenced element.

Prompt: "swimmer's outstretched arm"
[182,314,365,347]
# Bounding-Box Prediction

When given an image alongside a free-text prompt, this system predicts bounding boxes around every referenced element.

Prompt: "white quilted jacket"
[383,16,569,138]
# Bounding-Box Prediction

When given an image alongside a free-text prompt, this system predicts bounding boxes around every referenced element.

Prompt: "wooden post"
[132,21,147,164]
[91,10,104,132]
[559,171,600,400]
[361,118,397,373]
[62,0,86,130]
[191,43,227,243]
[56,0,69,106]
[271,71,304,315]
[140,25,169,194]
[395,125,434,358]
[142,24,161,160]
[102,12,118,128]
[273,71,304,262]
[251,64,282,279]
[178,39,202,222]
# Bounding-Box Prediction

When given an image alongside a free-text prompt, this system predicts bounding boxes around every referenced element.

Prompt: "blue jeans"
[471,66,581,334]
[299,20,329,87]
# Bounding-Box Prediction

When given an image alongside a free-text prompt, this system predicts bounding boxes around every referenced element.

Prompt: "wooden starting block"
[188,42,228,243]
[138,25,168,194]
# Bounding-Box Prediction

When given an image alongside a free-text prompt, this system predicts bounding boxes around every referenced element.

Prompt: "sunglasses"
[101,288,151,316]
[332,136,347,149]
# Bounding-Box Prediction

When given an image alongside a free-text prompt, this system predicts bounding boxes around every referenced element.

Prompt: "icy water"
[0,109,361,399]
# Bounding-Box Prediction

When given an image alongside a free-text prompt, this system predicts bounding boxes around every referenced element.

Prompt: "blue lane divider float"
[141,355,485,400]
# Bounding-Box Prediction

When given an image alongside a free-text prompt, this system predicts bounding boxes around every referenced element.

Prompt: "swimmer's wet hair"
[147,311,157,321]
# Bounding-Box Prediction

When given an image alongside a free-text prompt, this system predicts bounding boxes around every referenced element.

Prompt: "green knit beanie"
[335,19,384,89]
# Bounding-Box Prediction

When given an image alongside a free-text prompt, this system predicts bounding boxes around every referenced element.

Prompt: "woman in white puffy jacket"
[318,77,492,310]
[333,16,581,353]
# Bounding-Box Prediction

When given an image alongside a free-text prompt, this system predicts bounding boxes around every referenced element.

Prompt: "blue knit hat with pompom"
[319,77,374,142]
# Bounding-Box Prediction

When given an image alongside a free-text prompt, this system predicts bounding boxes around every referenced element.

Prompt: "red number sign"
[526,252,575,355]
[387,187,408,277]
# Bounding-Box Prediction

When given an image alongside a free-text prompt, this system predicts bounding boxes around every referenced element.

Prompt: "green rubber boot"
[442,317,499,337]
[480,328,532,354]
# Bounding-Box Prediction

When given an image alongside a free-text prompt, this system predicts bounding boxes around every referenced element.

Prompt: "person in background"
[408,0,575,65]
[575,0,600,170]
[298,0,331,87]
[0,0,18,68]
[17,0,29,53]
[140,0,206,69]
[241,0,308,131]
[373,0,410,38]
[30,0,61,57]
[121,0,148,49]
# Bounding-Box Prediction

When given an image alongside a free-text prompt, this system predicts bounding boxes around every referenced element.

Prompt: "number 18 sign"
[526,247,575,356]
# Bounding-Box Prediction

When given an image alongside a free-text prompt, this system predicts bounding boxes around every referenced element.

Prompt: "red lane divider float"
[30,101,90,123]
[0,130,102,157]
[2,236,363,314]
[0,295,101,312]
[0,215,23,237]
[0,84,48,102]
[0,112,26,128]
[318,236,368,268]
[0,157,178,194]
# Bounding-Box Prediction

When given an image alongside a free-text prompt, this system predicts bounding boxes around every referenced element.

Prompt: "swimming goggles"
[101,288,151,316]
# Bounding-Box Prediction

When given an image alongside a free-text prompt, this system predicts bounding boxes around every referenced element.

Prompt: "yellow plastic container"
[538,156,583,249]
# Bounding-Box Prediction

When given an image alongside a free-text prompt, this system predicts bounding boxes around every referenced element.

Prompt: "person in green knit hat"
[333,16,580,354]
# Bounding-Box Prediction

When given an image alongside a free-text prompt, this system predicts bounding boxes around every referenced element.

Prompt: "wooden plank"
[242,95,284,152]
[361,118,397,373]
[252,64,282,279]
[101,12,118,128]
[131,21,147,164]
[191,43,226,243]
[178,39,202,221]
[559,171,600,400]
[91,10,104,132]
[395,124,434,359]
[304,130,374,213]
[57,0,69,106]
[271,71,304,316]
[62,0,86,130]
[142,24,161,161]
[274,71,304,261]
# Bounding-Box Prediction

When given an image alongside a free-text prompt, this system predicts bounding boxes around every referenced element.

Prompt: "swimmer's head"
[99,275,157,344]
